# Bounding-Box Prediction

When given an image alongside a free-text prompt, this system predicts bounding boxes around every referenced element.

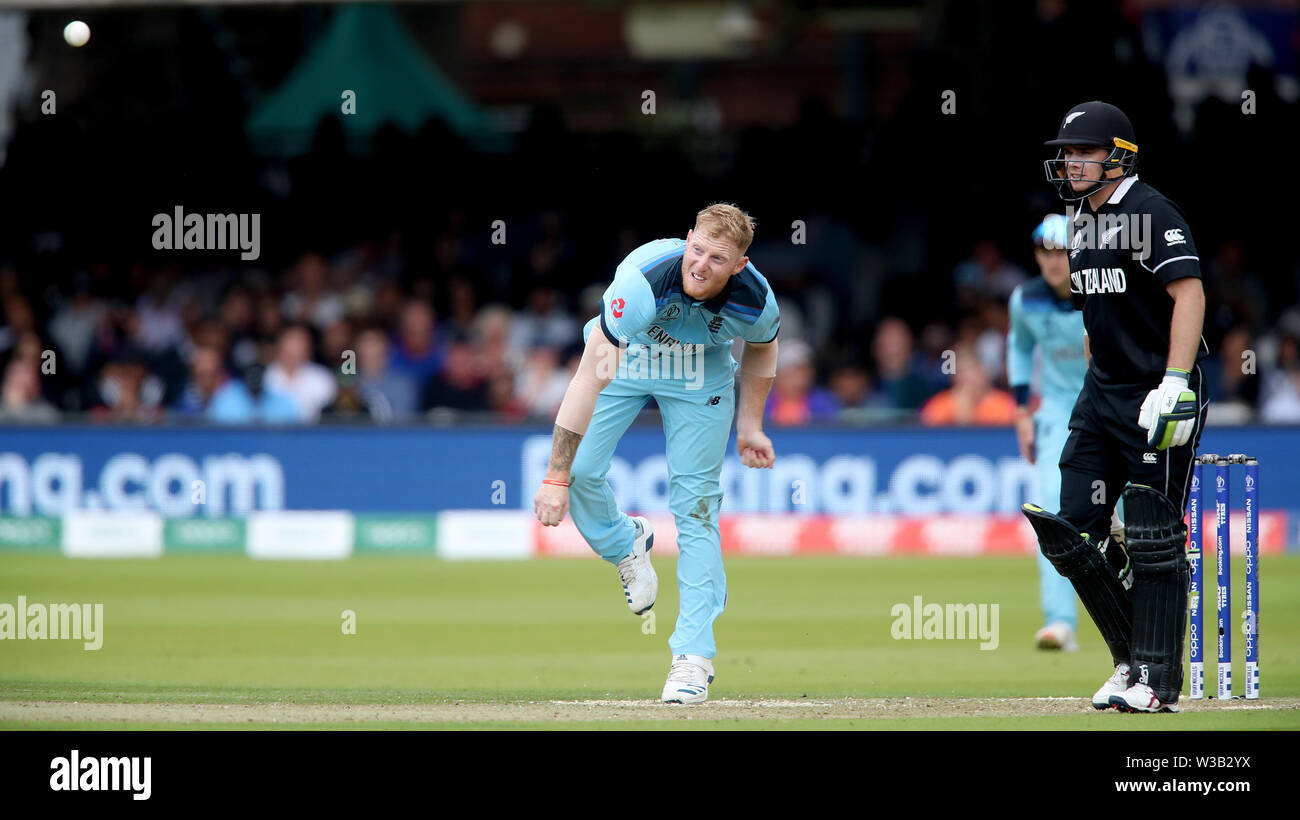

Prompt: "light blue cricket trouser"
[568,347,737,659]
[1035,405,1079,630]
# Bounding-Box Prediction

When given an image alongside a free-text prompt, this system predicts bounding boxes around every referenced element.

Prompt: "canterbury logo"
[611,298,625,318]
[1143,452,1158,464]
[1065,111,1087,124]
[1164,228,1185,245]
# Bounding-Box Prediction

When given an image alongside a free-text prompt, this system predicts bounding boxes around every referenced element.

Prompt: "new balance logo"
[1143,452,1158,464]
[707,396,721,406]
[709,316,724,333]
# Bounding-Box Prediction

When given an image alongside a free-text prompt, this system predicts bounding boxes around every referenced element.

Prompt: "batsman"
[1023,101,1209,713]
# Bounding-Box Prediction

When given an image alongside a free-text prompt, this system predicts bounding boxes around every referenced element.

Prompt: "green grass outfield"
[1,553,1296,729]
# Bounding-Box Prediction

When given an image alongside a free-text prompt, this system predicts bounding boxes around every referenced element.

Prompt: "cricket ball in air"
[63,21,91,48]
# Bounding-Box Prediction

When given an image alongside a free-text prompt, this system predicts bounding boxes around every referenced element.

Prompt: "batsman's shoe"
[661,654,714,704]
[1035,621,1079,652]
[1109,682,1180,714]
[616,516,657,615]
[1092,663,1131,709]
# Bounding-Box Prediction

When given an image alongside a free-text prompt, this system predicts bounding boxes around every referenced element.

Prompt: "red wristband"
[542,479,570,487]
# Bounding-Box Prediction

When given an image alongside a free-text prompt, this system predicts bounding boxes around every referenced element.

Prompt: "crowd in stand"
[0,230,1290,427]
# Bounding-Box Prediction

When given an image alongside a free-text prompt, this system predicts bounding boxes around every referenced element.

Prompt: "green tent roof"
[245,4,503,155]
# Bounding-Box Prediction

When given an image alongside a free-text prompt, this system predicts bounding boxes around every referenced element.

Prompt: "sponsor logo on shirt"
[1069,268,1128,295]
[646,324,701,353]
[611,298,626,318]
[1164,228,1185,245]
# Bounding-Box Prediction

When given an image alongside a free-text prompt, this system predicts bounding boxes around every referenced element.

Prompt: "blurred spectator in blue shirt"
[868,317,934,411]
[765,339,839,425]
[177,345,298,424]
[356,326,417,422]
[390,300,443,386]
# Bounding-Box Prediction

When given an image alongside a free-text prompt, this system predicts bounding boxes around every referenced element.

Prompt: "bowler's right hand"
[534,483,570,526]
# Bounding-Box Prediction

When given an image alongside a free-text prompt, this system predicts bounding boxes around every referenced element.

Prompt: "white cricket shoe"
[1109,682,1180,713]
[616,516,657,615]
[661,654,714,704]
[1092,663,1130,710]
[1035,621,1079,652]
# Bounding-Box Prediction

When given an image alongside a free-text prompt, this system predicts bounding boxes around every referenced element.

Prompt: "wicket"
[1187,453,1259,700]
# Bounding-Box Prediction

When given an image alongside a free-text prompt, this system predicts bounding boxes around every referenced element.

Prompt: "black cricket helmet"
[1043,101,1138,201]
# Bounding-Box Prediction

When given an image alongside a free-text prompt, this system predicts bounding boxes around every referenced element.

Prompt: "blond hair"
[694,203,755,255]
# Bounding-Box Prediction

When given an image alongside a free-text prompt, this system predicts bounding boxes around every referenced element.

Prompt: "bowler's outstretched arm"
[535,329,624,525]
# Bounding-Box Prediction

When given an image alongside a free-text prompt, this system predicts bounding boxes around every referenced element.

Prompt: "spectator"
[920,343,1017,426]
[254,291,284,365]
[174,344,228,418]
[173,344,298,424]
[827,364,872,411]
[1203,324,1260,418]
[514,345,569,418]
[324,372,372,419]
[510,286,578,359]
[0,359,58,423]
[1204,240,1268,338]
[264,324,337,422]
[442,275,480,341]
[321,317,354,370]
[1260,334,1300,423]
[209,362,300,425]
[421,339,487,412]
[390,300,443,386]
[765,339,839,425]
[134,272,187,355]
[281,252,345,329]
[88,351,165,423]
[474,304,517,380]
[46,278,103,376]
[952,239,1029,308]
[356,326,417,422]
[219,285,261,375]
[487,370,528,421]
[868,318,934,411]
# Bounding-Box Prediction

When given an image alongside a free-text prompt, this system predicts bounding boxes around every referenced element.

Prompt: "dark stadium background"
[0,0,1296,426]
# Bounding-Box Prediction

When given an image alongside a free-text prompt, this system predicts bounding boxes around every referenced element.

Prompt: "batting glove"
[1138,368,1198,450]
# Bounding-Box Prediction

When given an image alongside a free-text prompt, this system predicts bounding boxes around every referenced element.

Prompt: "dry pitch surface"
[4,697,1298,728]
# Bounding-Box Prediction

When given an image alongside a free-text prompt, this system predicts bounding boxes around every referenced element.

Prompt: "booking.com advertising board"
[0,425,1296,556]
